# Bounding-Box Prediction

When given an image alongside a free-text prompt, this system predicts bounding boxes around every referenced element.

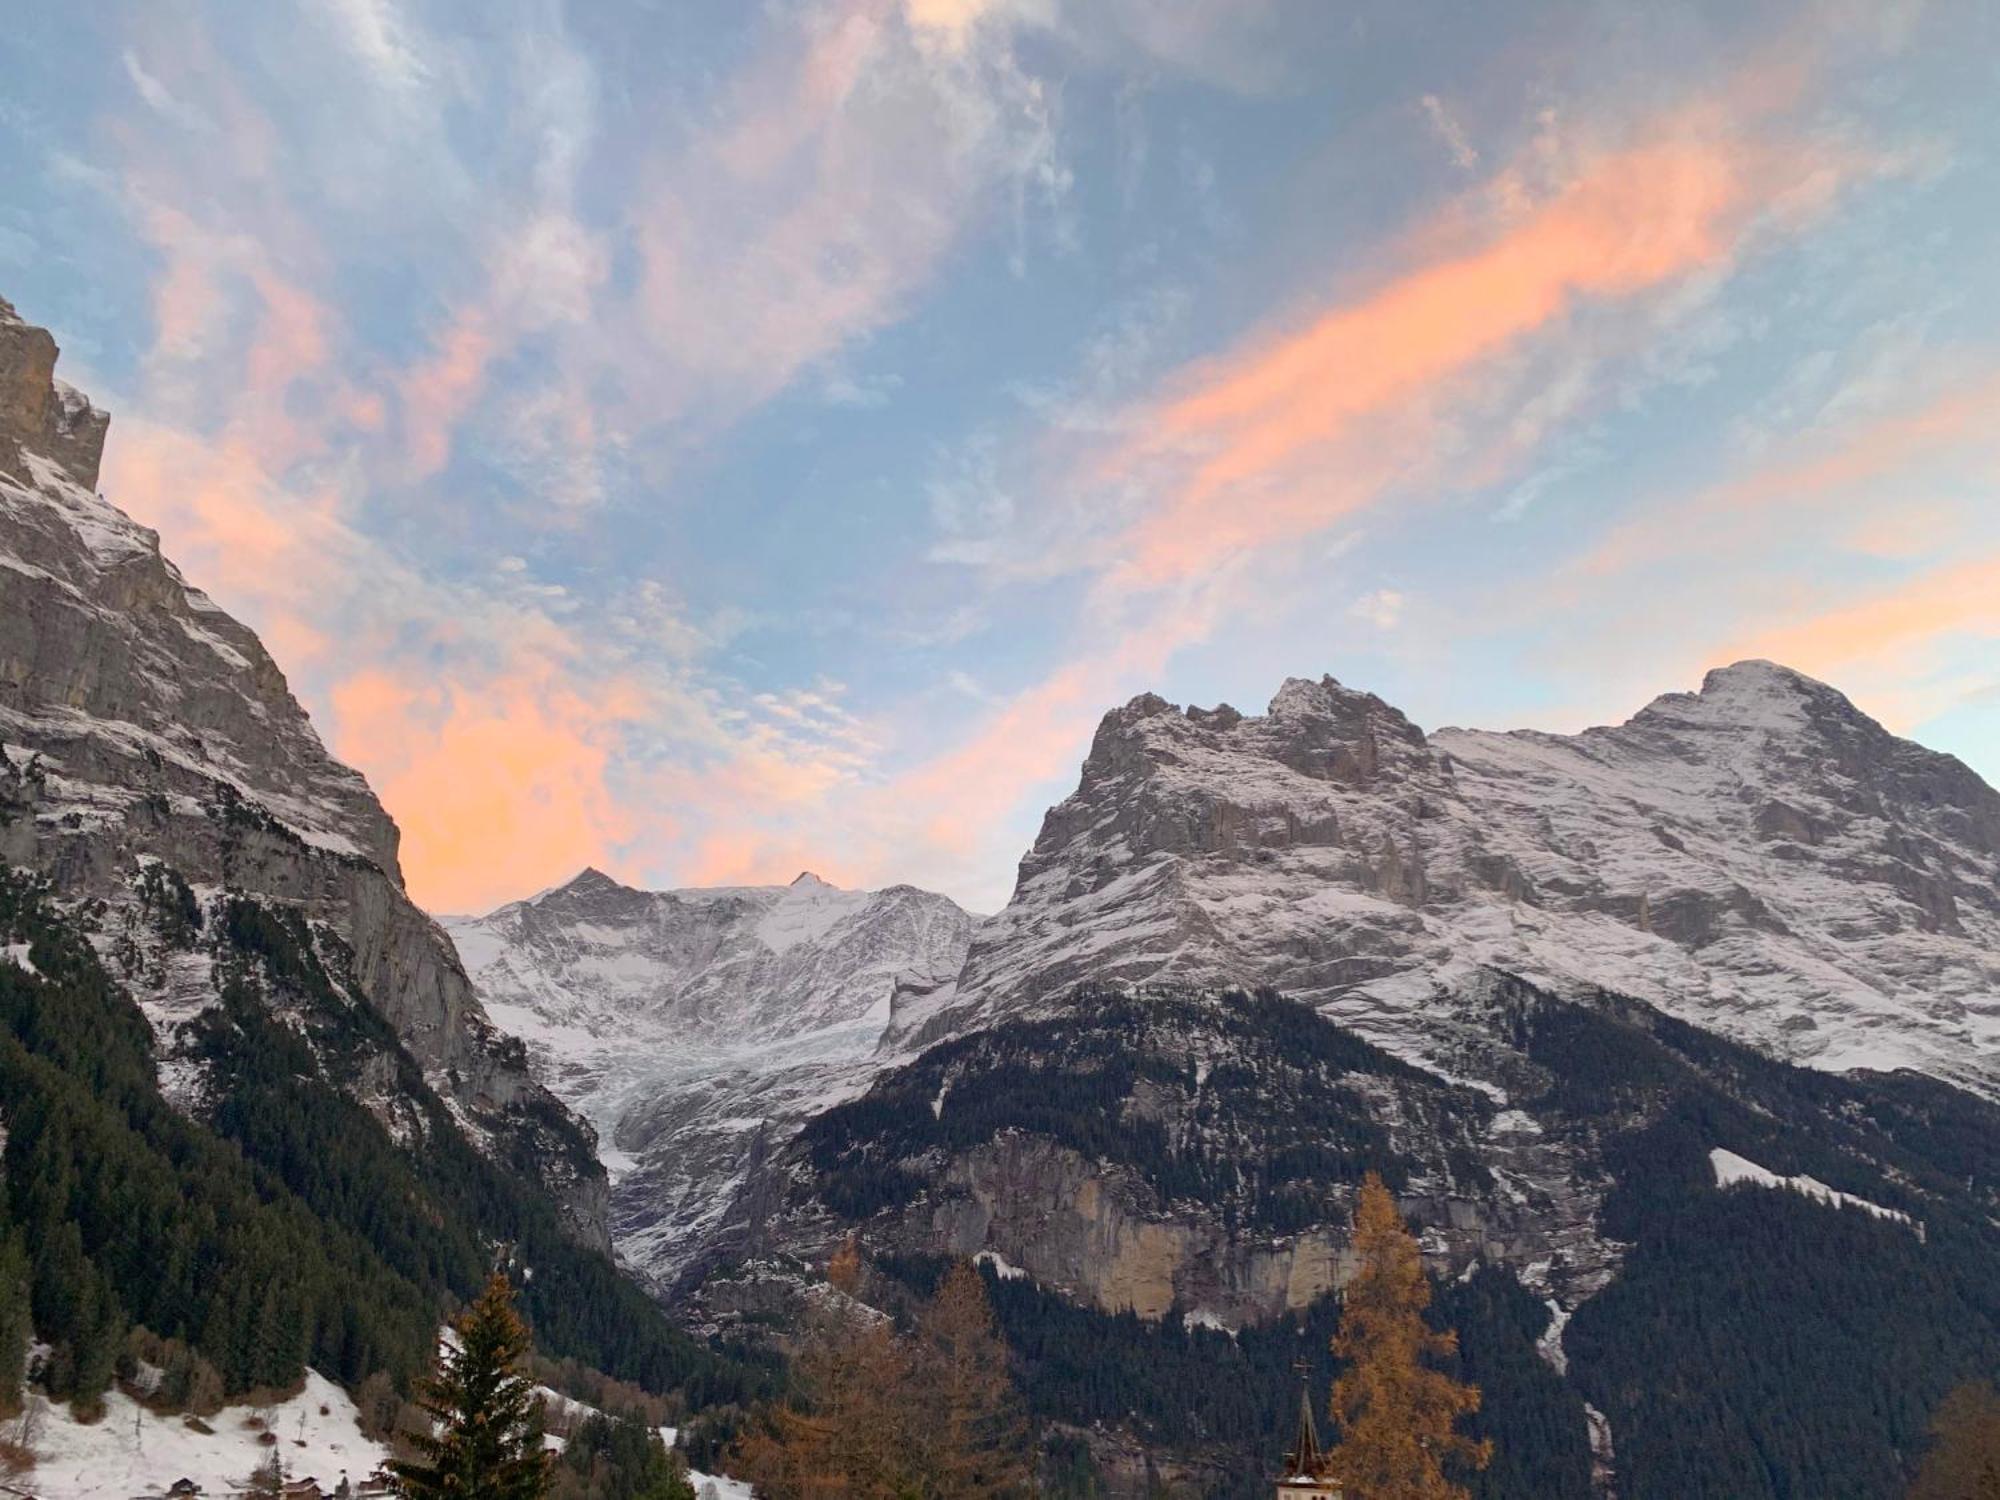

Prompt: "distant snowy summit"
[443,867,975,1285]
[447,864,974,1047]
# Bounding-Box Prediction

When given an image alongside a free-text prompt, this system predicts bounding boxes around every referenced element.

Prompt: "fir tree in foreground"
[1327,1173,1491,1500]
[392,1272,551,1500]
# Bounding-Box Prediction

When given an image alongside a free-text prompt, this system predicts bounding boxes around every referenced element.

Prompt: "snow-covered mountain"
[443,868,974,1284]
[655,665,2000,1498]
[908,663,2000,1097]
[457,661,1998,1296]
[0,293,608,1241]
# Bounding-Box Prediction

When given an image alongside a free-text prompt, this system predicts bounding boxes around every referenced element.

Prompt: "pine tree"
[0,1235,31,1417]
[244,1448,288,1498]
[1326,1173,1491,1500]
[390,1272,551,1500]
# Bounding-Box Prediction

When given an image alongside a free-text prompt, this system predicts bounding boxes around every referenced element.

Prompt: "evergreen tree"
[391,1272,551,1500]
[1908,1382,2000,1500]
[244,1449,288,1499]
[553,1411,697,1500]
[1326,1174,1491,1500]
[0,1235,30,1416]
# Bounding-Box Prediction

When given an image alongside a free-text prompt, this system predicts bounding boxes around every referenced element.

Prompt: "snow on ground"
[658,1427,754,1500]
[1535,1298,1571,1375]
[691,1469,756,1500]
[1708,1148,1918,1232]
[21,1369,389,1497]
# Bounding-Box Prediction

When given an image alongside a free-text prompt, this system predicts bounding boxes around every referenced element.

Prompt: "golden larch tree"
[733,1252,1030,1500]
[915,1259,1032,1500]
[1908,1381,2000,1500]
[1326,1173,1491,1500]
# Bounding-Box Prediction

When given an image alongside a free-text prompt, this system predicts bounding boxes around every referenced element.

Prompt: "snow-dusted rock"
[445,867,974,1286]
[462,661,1999,1297]
[918,665,2000,1096]
[0,294,609,1244]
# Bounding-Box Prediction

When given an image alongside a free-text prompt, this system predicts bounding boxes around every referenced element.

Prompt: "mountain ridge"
[443,866,976,1285]
[1,294,610,1240]
[900,657,2000,1098]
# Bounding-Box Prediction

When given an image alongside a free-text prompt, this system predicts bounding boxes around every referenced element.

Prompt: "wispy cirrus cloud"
[16,0,1992,917]
[819,21,1945,905]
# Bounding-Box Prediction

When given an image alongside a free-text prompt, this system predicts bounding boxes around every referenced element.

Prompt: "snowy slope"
[444,868,973,1285]
[18,1371,390,1498]
[462,662,1999,1293]
[1707,1147,1916,1231]
[913,664,2000,1097]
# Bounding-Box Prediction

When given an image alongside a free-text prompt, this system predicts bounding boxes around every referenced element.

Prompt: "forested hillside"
[0,863,767,1423]
[743,981,2000,1498]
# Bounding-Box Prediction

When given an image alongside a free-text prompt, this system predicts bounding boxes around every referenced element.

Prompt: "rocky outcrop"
[695,984,1621,1348]
[0,295,608,1247]
[1,298,108,493]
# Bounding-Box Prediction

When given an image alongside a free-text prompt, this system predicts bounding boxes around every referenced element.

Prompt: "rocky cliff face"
[907,665,2000,1097]
[444,867,974,1286]
[0,296,609,1246]
[747,985,1617,1332]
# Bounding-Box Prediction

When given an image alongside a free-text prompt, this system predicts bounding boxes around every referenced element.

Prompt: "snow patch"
[1708,1148,1918,1233]
[19,1369,389,1497]
[973,1250,1029,1281]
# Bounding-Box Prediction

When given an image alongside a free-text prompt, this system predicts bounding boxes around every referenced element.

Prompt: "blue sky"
[3,0,1997,912]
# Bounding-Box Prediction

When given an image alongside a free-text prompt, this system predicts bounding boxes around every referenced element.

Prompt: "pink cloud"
[1106,122,1839,587]
[396,310,497,480]
[330,661,653,912]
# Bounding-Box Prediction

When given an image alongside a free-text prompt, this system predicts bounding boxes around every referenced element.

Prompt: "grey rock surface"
[0,295,609,1248]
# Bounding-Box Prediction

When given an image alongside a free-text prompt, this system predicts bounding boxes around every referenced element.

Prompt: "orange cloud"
[1111,130,1803,585]
[1720,551,2000,691]
[1574,370,2000,581]
[331,662,651,912]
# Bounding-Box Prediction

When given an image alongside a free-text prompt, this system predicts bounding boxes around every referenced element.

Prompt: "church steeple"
[1285,1368,1324,1477]
[1275,1362,1342,1500]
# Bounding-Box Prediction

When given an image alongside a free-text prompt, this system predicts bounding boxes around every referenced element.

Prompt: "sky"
[3,0,1997,916]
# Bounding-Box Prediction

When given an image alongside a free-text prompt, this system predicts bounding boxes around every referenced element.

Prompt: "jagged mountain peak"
[1,293,109,495]
[943,661,2000,1096]
[544,864,634,901]
[0,291,609,1244]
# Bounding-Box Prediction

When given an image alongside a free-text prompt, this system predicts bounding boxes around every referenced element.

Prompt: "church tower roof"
[1284,1374,1325,1478]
